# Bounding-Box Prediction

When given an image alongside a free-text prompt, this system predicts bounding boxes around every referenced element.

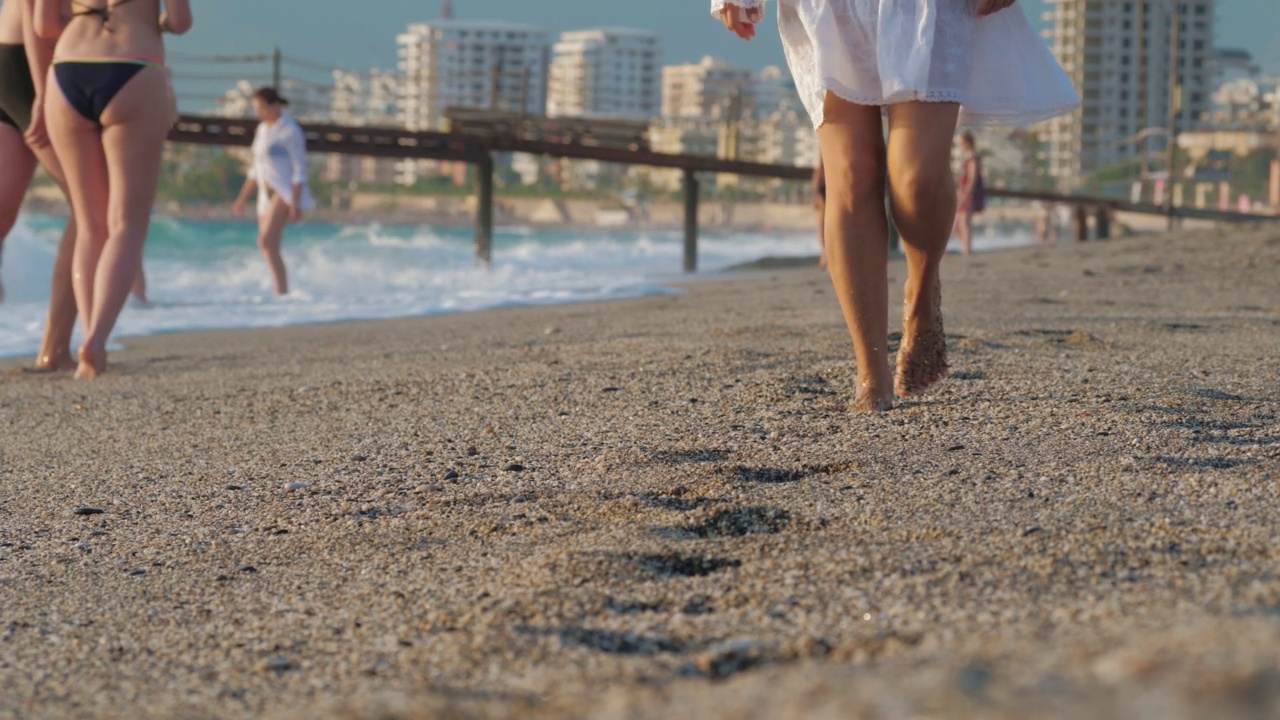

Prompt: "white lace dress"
[710,0,1079,128]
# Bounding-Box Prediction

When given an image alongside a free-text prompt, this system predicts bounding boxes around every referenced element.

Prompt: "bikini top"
[70,0,140,30]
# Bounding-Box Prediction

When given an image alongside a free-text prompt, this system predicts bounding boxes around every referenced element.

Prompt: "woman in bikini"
[34,0,191,378]
[715,0,1077,411]
[0,0,79,370]
[232,87,314,297]
[952,131,984,256]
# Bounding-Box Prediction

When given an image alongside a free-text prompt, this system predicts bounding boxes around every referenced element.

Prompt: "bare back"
[50,0,164,59]
[0,0,23,44]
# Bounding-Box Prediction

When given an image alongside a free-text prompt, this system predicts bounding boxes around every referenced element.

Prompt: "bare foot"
[849,388,894,412]
[895,280,949,398]
[28,351,77,373]
[75,343,107,379]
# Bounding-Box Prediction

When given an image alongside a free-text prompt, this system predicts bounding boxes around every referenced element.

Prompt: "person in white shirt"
[232,86,313,296]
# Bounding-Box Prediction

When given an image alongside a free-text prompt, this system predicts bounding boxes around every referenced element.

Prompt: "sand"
[1,224,1279,719]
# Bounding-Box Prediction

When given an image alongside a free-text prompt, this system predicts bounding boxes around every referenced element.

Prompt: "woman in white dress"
[714,0,1077,411]
[233,87,314,296]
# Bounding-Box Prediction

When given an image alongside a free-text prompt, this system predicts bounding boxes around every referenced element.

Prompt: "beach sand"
[1,225,1279,719]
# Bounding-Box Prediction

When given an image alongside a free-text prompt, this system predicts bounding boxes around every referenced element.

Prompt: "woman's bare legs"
[46,66,171,378]
[885,102,961,398]
[0,123,37,305]
[956,209,973,256]
[4,115,79,370]
[29,142,80,371]
[257,195,290,295]
[816,95,893,412]
[131,263,147,304]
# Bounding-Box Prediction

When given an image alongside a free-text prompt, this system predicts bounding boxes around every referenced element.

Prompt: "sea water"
[0,214,1035,359]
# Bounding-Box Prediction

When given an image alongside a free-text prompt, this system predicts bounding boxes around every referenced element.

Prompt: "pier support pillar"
[1094,206,1110,240]
[476,153,494,267]
[683,168,699,273]
[1073,204,1089,242]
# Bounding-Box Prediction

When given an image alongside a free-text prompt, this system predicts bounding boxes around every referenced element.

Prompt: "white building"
[662,56,754,119]
[1043,0,1217,189]
[326,70,402,185]
[396,20,550,132]
[546,28,661,120]
[330,69,401,127]
[1210,75,1280,130]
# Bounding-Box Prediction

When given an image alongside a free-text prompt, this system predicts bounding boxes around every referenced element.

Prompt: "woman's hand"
[24,96,49,149]
[718,3,762,41]
[288,206,301,223]
[232,197,246,216]
[975,0,1016,17]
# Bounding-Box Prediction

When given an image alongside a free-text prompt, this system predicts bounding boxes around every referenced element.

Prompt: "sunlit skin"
[0,0,78,371]
[719,1,965,410]
[953,133,979,256]
[36,0,192,378]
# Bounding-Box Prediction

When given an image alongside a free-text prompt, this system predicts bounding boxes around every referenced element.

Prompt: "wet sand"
[1,225,1279,719]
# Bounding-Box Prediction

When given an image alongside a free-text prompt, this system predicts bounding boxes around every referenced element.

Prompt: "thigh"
[884,102,961,182]
[44,77,109,233]
[260,196,289,246]
[815,93,887,194]
[100,68,172,233]
[0,124,37,223]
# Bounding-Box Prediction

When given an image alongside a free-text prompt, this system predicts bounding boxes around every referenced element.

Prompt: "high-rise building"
[330,69,401,126]
[661,56,754,119]
[327,70,402,184]
[396,20,550,132]
[1044,0,1217,189]
[546,28,662,120]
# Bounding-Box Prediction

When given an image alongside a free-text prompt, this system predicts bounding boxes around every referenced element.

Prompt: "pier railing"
[168,114,1276,271]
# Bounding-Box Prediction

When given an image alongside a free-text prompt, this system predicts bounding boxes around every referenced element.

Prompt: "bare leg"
[257,196,290,295]
[45,82,110,347]
[74,68,172,378]
[131,263,148,304]
[27,140,80,371]
[815,95,893,412]
[0,124,38,306]
[885,102,961,398]
[816,200,827,270]
[957,210,973,256]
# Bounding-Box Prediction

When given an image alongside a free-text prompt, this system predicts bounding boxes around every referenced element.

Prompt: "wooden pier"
[168,114,1275,272]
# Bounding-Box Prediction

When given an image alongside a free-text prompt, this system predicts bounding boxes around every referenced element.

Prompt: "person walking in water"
[0,0,80,371]
[714,0,1077,411]
[36,0,192,378]
[952,131,985,256]
[232,87,313,297]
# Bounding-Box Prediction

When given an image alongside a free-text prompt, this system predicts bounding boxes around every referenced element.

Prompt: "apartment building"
[546,28,661,120]
[1044,0,1217,189]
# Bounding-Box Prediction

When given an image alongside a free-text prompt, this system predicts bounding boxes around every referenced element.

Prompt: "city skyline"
[165,0,1280,101]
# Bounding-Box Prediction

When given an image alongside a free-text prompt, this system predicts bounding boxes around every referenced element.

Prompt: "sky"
[165,0,1280,107]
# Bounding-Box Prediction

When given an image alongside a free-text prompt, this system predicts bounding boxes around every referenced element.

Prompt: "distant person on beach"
[714,0,1077,411]
[232,87,314,296]
[0,0,79,371]
[36,0,190,377]
[952,131,985,256]
[1035,201,1058,245]
[813,151,826,269]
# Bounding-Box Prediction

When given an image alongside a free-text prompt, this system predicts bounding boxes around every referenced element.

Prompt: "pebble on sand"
[254,657,294,674]
[72,507,105,516]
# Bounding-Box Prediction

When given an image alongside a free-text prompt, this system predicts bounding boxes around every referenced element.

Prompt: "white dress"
[248,112,316,217]
[710,0,1079,128]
